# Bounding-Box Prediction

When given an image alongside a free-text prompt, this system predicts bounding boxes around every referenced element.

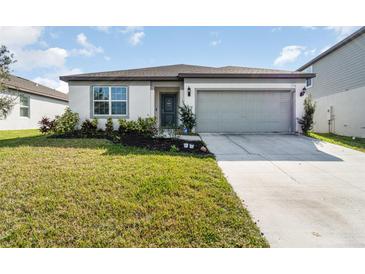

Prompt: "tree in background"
[0,45,17,119]
[297,94,316,135]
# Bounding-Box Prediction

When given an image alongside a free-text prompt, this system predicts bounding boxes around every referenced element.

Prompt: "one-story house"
[0,75,68,130]
[60,64,315,133]
[298,26,365,138]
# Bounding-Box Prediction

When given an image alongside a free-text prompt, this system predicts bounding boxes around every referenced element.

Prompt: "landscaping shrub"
[137,117,158,137]
[38,116,55,134]
[178,103,196,134]
[105,117,114,136]
[297,94,316,135]
[169,144,179,152]
[53,107,80,134]
[118,117,157,137]
[81,118,98,137]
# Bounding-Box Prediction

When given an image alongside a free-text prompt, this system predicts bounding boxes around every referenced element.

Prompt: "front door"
[160,94,177,128]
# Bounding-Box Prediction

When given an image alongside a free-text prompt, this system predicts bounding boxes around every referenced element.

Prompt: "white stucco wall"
[68,81,153,129]
[183,78,307,133]
[0,92,68,130]
[312,86,365,137]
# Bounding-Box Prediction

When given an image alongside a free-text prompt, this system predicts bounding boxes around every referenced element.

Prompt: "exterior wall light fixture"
[300,87,307,97]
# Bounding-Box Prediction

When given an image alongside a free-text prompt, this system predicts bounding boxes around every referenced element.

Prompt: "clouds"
[0,26,69,70]
[33,68,82,93]
[94,26,111,33]
[0,27,84,93]
[129,31,145,46]
[326,26,360,40]
[209,31,222,47]
[14,47,68,70]
[274,45,306,66]
[271,27,282,32]
[94,26,147,46]
[210,40,221,46]
[120,27,145,46]
[0,26,43,48]
[274,44,318,67]
[73,33,103,56]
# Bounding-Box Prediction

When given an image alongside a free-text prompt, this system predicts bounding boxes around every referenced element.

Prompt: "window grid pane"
[93,87,109,100]
[94,102,109,115]
[111,102,127,115]
[93,86,127,116]
[20,107,29,117]
[111,87,127,100]
[20,95,29,107]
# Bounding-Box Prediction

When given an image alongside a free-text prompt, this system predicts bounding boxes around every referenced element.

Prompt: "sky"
[0,26,361,93]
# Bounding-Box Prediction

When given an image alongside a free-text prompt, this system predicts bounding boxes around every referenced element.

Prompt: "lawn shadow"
[0,135,213,159]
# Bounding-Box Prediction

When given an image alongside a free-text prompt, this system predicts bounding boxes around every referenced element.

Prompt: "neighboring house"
[298,26,365,138]
[60,64,314,133]
[0,75,68,130]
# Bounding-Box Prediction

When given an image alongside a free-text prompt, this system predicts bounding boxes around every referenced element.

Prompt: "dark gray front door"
[160,94,177,128]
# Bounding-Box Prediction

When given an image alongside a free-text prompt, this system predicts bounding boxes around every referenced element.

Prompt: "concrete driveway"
[200,133,365,247]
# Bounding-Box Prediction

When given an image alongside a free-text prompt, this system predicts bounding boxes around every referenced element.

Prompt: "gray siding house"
[298,26,365,137]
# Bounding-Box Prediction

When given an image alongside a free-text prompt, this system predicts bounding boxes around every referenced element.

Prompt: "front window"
[93,86,128,116]
[19,94,30,117]
[304,66,313,88]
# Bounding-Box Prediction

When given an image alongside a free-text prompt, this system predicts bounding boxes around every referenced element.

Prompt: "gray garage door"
[196,90,293,133]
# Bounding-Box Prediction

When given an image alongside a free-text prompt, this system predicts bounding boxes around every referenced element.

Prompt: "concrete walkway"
[200,133,365,247]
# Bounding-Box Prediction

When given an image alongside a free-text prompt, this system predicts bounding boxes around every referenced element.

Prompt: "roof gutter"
[178,73,316,79]
[59,76,179,82]
[60,73,315,82]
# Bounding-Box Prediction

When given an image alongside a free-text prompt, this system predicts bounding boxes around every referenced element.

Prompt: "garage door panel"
[196,90,292,133]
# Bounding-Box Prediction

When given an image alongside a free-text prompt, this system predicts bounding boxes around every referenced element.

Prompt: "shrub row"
[118,117,157,137]
[39,108,157,139]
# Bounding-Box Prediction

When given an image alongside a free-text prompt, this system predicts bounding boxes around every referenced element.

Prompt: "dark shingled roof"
[2,75,68,102]
[298,26,365,71]
[60,64,315,81]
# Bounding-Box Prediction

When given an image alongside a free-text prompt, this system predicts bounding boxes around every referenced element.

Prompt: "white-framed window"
[19,94,30,117]
[304,66,313,88]
[93,86,128,116]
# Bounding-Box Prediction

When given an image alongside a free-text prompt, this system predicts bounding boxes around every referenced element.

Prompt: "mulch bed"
[120,135,211,155]
[50,131,211,155]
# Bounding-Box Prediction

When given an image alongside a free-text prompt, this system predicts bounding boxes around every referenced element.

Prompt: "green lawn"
[0,129,41,140]
[0,129,267,247]
[308,132,365,153]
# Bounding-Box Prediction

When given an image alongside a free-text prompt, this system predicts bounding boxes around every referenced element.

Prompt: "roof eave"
[178,73,316,79]
[59,76,179,82]
[60,73,315,81]
[5,84,68,102]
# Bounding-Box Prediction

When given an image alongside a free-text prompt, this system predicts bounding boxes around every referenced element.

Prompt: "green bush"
[105,117,114,136]
[38,116,56,134]
[169,145,179,152]
[178,103,196,133]
[53,108,80,134]
[118,117,157,137]
[81,118,98,137]
[137,117,158,137]
[298,94,316,135]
